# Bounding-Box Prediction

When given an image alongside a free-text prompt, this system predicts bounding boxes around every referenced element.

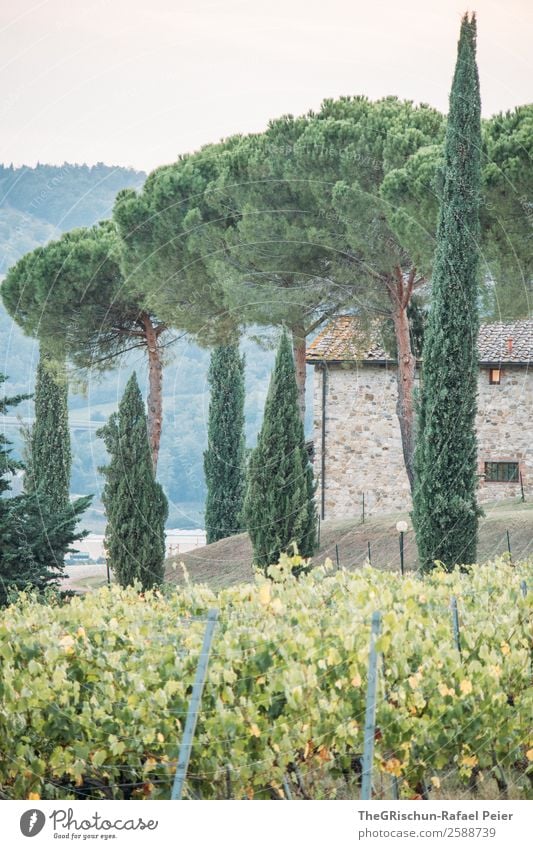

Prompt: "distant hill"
[0,163,289,531]
[0,163,146,274]
[0,162,147,380]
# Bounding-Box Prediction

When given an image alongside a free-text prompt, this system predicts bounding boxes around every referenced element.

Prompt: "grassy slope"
[164,499,533,590]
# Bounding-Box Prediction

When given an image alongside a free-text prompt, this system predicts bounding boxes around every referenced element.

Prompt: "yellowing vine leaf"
[59,635,75,655]
[460,753,478,768]
[382,758,402,777]
[271,598,284,615]
[258,584,271,606]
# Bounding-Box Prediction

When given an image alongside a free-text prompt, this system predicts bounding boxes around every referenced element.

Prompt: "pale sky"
[1,0,531,172]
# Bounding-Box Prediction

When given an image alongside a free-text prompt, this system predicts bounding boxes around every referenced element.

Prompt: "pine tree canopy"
[204,345,246,544]
[98,373,168,590]
[412,14,483,570]
[1,221,168,469]
[244,330,316,570]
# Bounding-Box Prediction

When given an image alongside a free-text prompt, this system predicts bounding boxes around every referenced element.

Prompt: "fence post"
[317,515,321,548]
[519,472,525,502]
[520,580,527,598]
[361,611,382,800]
[171,609,219,800]
[450,596,462,659]
[367,541,371,566]
[506,530,512,563]
[381,655,398,800]
[335,543,340,567]
[225,765,232,800]
[282,775,293,800]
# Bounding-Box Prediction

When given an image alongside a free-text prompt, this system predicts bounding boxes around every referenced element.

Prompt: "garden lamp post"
[396,520,408,575]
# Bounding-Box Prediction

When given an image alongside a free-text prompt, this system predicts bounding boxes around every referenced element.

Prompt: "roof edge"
[306,357,531,367]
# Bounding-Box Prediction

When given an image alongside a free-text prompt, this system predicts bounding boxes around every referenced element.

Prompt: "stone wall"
[312,363,532,520]
[312,363,411,519]
[476,366,532,503]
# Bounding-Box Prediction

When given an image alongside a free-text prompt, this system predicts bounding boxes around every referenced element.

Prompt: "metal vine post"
[171,609,219,800]
[450,596,462,658]
[361,611,382,800]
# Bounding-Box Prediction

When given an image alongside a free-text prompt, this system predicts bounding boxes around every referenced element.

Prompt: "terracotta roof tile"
[306,316,391,362]
[477,320,533,364]
[306,316,533,365]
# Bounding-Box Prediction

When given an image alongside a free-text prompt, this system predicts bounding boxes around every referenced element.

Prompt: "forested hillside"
[0,163,146,273]
[0,164,295,529]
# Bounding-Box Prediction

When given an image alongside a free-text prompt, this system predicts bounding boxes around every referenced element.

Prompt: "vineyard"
[0,556,531,800]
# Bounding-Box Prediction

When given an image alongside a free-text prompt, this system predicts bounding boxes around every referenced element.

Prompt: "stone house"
[306,316,533,520]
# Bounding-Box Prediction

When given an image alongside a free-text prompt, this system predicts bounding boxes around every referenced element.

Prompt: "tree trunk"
[292,325,307,424]
[386,268,417,492]
[141,312,164,471]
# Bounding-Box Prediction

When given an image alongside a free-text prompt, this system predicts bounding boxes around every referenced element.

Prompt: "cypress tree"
[244,330,317,570]
[0,374,90,605]
[27,350,71,514]
[412,14,482,570]
[98,373,168,589]
[204,345,246,544]
[0,375,26,598]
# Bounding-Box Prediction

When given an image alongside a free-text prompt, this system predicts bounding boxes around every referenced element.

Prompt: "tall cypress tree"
[204,345,246,544]
[98,373,168,589]
[0,374,90,605]
[0,376,26,595]
[26,350,71,514]
[244,330,317,570]
[412,14,482,570]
